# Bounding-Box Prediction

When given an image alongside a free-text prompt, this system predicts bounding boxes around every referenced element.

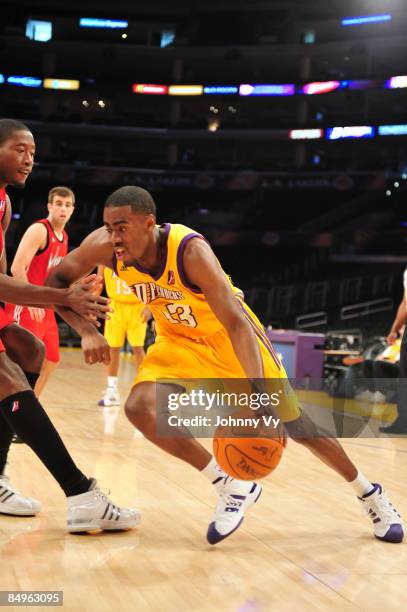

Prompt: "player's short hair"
[0,118,31,146]
[48,186,75,205]
[105,186,156,216]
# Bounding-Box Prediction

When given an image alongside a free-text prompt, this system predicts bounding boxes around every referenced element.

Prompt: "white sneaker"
[371,391,387,404]
[207,476,262,545]
[67,479,141,533]
[0,475,41,516]
[359,483,404,543]
[98,388,120,407]
[354,390,375,402]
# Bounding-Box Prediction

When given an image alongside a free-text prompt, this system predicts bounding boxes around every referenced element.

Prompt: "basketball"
[213,429,286,480]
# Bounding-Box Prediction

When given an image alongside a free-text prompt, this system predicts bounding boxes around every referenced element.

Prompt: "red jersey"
[27,219,68,286]
[0,187,7,257]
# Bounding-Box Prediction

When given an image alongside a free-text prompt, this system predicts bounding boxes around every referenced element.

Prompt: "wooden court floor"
[1,348,407,611]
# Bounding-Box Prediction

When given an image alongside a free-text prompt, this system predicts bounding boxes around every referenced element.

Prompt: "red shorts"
[0,305,14,352]
[5,304,61,362]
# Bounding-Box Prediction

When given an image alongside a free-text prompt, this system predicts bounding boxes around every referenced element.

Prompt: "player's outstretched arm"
[0,197,107,317]
[0,270,110,318]
[182,238,265,381]
[46,228,114,364]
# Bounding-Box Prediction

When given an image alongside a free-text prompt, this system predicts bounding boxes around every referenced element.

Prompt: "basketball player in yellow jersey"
[97,266,149,407]
[47,186,403,545]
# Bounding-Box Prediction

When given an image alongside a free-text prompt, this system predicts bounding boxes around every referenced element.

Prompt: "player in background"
[0,118,139,531]
[97,265,149,406]
[6,186,75,396]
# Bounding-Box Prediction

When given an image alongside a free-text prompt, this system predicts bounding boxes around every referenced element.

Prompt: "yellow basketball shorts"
[134,303,301,423]
[104,300,147,348]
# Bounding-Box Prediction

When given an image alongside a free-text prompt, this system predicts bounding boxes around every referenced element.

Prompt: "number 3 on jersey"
[163,303,197,328]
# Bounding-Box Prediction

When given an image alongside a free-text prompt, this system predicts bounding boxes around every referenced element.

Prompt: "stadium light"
[378,124,407,136]
[341,14,392,26]
[302,81,340,95]
[386,76,407,89]
[326,126,374,140]
[168,85,203,95]
[26,19,52,42]
[239,84,295,96]
[132,84,168,95]
[43,79,80,90]
[79,18,128,29]
[204,86,238,95]
[289,129,323,140]
[7,75,43,88]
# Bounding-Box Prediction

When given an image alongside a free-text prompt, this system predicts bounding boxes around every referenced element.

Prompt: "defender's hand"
[65,274,111,321]
[81,330,111,365]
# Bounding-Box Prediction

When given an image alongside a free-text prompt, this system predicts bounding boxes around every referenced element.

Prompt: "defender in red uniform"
[6,186,75,395]
[0,118,139,530]
[0,187,15,344]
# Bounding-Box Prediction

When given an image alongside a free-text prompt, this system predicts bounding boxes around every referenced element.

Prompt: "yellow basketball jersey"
[104,267,143,306]
[114,223,241,340]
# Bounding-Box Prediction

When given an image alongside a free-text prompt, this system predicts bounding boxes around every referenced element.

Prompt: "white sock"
[201,457,226,485]
[107,376,118,389]
[349,471,374,497]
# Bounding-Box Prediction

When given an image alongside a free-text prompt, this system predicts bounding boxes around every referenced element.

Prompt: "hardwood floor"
[1,349,406,611]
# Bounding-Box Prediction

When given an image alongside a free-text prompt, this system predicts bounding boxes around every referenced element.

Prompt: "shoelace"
[366,494,403,524]
[93,487,113,504]
[220,496,243,513]
[219,489,245,510]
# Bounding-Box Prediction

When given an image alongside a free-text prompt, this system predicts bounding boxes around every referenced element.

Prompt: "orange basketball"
[213,432,286,481]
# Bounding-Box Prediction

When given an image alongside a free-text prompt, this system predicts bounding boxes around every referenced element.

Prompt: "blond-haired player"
[97,265,149,406]
[6,186,75,396]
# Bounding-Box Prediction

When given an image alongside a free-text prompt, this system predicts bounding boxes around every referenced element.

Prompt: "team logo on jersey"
[47,253,64,270]
[167,270,175,285]
[11,401,19,413]
[130,282,183,304]
[120,264,128,271]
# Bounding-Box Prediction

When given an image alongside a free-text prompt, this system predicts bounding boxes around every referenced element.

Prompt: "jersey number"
[113,275,132,296]
[163,304,197,328]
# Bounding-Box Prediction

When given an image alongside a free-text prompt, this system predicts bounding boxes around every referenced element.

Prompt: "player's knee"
[31,336,45,364]
[124,394,154,425]
[3,325,45,370]
[0,353,30,395]
[26,334,45,368]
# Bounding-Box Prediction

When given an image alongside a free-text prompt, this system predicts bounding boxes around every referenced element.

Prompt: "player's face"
[0,130,35,188]
[48,196,75,226]
[103,205,155,264]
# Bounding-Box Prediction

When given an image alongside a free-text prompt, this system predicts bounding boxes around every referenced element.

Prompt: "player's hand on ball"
[81,330,111,365]
[66,274,112,321]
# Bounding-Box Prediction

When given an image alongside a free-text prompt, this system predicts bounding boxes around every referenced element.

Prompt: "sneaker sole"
[207,484,262,545]
[0,506,41,517]
[67,516,141,533]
